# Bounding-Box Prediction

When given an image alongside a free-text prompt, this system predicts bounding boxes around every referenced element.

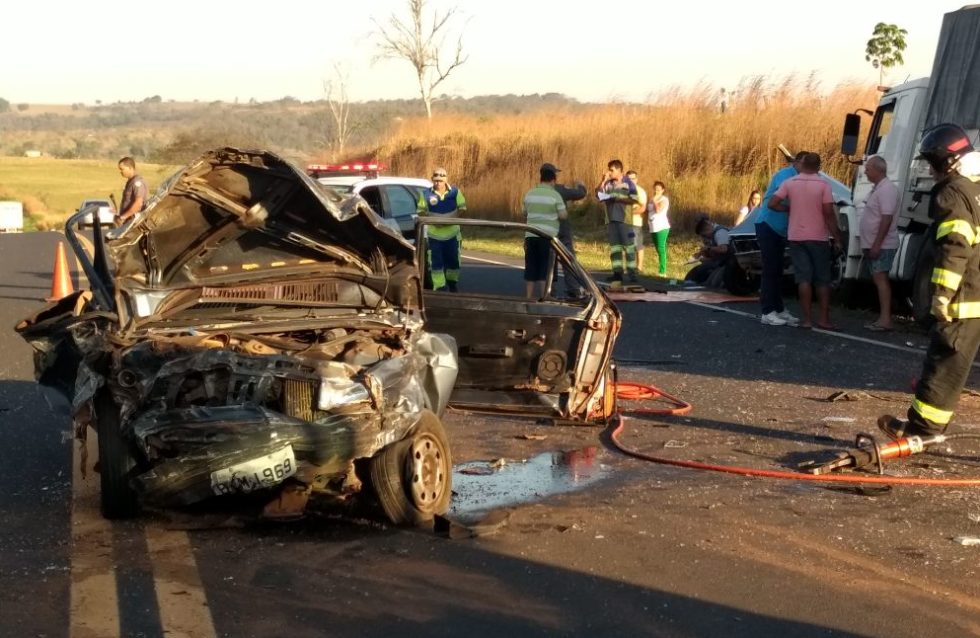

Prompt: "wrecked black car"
[16,148,620,525]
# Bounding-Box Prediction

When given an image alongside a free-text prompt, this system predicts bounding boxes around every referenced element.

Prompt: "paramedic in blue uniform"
[418,167,467,292]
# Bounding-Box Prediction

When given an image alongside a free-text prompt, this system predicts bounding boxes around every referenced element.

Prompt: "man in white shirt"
[859,155,900,331]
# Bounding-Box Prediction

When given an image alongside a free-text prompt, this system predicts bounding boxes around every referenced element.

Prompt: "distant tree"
[323,63,355,159]
[143,95,162,104]
[865,22,908,86]
[0,98,10,113]
[17,103,29,112]
[373,0,469,119]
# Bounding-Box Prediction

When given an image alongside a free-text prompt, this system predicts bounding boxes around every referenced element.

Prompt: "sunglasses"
[432,173,447,178]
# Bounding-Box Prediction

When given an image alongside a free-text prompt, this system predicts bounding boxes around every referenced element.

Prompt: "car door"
[417,218,620,423]
[379,184,420,241]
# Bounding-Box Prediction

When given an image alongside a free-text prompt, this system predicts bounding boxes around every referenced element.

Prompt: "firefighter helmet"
[917,123,975,172]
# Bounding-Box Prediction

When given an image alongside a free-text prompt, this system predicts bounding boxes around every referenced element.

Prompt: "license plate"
[210,445,296,495]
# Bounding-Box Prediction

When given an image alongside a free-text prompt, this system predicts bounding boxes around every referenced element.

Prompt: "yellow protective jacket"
[930,173,980,319]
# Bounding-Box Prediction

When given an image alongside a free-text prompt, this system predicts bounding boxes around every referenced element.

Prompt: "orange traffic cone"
[46,241,75,302]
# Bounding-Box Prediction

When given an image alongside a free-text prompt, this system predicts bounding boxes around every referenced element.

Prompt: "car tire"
[723,259,760,296]
[834,279,863,308]
[369,410,452,526]
[911,240,936,327]
[95,392,140,519]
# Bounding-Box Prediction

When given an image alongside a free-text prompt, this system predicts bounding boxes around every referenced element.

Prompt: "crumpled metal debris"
[953,536,980,546]
[434,510,511,539]
[516,433,547,441]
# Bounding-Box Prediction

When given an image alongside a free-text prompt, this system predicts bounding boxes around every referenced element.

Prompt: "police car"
[308,163,429,241]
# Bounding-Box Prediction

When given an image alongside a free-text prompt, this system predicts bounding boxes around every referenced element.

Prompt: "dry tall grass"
[377,76,879,233]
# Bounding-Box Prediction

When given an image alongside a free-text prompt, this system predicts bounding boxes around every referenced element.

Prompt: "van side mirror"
[841,113,861,157]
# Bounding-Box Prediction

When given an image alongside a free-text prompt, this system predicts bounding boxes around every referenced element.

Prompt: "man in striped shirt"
[522,163,568,299]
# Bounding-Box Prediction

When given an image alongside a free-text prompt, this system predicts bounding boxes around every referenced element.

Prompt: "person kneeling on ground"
[685,215,731,287]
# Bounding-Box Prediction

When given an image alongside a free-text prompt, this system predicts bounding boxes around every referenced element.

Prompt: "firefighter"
[418,167,467,292]
[880,123,980,439]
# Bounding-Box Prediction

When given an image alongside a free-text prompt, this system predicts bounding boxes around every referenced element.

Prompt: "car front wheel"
[369,410,452,526]
[723,259,760,296]
[95,392,140,519]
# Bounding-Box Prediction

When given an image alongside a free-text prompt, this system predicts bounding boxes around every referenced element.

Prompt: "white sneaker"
[777,310,799,326]
[760,311,788,326]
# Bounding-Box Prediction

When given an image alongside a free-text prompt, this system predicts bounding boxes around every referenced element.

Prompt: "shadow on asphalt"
[188,518,868,638]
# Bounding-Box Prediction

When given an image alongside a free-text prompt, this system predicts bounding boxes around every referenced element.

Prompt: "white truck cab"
[839,6,980,321]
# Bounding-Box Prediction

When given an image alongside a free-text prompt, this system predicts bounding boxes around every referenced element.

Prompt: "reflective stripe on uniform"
[948,301,980,318]
[931,267,963,291]
[911,398,953,425]
[610,244,624,271]
[936,219,979,245]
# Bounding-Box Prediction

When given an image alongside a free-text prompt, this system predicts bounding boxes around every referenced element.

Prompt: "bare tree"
[374,0,468,119]
[323,63,353,159]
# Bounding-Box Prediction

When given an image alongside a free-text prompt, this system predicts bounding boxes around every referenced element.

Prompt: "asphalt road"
[3,231,980,638]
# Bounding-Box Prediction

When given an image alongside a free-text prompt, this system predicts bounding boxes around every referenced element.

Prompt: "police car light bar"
[306,162,386,173]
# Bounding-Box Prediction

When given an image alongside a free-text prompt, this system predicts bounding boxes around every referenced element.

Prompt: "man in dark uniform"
[552,168,587,298]
[116,156,148,225]
[880,123,980,439]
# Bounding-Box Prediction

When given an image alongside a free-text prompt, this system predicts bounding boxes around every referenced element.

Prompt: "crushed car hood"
[108,148,419,320]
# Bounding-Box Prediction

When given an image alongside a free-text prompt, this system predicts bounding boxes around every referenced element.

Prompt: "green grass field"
[0,157,177,230]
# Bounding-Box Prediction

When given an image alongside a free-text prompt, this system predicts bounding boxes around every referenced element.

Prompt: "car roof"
[316,176,363,188]
[353,176,433,190]
[316,176,433,192]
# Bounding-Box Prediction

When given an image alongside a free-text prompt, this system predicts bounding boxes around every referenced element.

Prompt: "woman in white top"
[647,181,670,276]
[735,189,762,226]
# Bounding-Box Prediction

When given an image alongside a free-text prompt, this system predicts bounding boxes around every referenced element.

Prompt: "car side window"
[358,186,384,216]
[384,186,419,219]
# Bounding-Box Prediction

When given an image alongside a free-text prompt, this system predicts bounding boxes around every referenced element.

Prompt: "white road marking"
[70,426,218,638]
[145,528,218,638]
[685,300,980,367]
[70,431,121,638]
[462,253,521,268]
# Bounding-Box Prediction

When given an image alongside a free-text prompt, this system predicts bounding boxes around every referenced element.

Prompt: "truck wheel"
[95,392,140,519]
[911,242,936,327]
[369,411,452,526]
[723,259,760,296]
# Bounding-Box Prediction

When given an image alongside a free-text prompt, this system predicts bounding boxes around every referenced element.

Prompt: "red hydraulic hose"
[611,381,980,487]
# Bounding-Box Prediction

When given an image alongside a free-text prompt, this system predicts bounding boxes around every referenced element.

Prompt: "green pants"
[652,229,669,275]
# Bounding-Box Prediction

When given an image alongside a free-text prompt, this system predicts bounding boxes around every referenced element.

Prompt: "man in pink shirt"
[769,153,843,329]
[859,155,900,331]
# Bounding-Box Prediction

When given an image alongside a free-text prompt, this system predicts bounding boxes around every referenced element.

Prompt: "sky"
[3,0,973,105]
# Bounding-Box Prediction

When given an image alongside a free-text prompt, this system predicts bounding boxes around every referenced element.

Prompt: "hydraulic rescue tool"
[798,433,948,475]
